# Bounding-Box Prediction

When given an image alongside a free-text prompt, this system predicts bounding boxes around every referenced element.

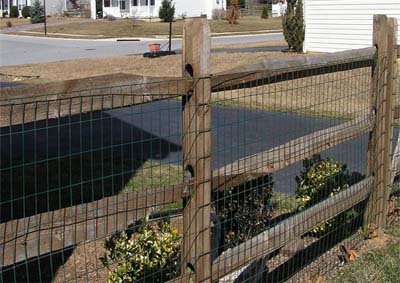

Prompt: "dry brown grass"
[0,51,296,84]
[213,39,287,50]
[0,18,30,29]
[27,16,282,38]
[0,17,85,30]
[1,53,398,121]
[212,67,373,119]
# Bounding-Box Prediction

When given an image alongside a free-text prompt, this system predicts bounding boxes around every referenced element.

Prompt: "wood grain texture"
[0,48,379,128]
[365,15,396,228]
[0,185,182,267]
[210,47,376,91]
[181,18,212,283]
[0,73,187,127]
[216,114,374,177]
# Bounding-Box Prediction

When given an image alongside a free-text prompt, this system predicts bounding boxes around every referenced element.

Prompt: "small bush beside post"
[295,154,364,234]
[102,221,181,282]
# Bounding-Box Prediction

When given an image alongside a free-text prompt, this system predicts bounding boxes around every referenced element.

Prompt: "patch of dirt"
[53,238,108,283]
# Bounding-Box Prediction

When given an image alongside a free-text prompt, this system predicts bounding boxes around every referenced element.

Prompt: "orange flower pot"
[148,43,161,53]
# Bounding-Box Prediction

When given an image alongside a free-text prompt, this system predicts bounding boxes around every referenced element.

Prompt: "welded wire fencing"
[1,16,399,283]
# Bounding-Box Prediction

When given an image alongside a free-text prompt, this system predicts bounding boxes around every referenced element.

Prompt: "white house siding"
[304,0,400,53]
[1,0,66,17]
[38,0,67,16]
[104,0,226,19]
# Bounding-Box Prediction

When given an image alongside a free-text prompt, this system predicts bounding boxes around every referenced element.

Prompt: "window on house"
[112,0,118,6]
[132,0,138,6]
[104,0,110,7]
[120,0,126,9]
[140,0,146,6]
[150,0,155,5]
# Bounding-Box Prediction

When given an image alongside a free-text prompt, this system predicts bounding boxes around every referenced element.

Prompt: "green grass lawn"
[124,160,182,191]
[28,16,282,38]
[334,223,400,283]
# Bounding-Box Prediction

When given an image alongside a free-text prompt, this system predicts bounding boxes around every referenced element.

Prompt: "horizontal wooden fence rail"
[211,177,374,280]
[216,114,374,177]
[0,185,183,267]
[0,73,187,127]
[210,47,376,91]
[1,45,397,129]
[0,112,373,267]
[0,47,381,129]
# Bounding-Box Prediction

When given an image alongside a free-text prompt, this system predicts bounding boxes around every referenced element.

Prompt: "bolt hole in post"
[184,165,195,194]
[185,64,194,78]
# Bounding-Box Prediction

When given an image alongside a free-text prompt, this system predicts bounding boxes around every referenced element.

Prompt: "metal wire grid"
[1,81,185,282]
[210,57,374,282]
[0,55,395,283]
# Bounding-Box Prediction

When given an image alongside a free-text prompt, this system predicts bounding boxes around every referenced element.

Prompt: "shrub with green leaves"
[213,175,274,250]
[295,154,364,234]
[102,221,180,283]
[30,0,45,24]
[159,0,175,22]
[10,6,19,18]
[282,0,305,52]
[261,7,269,19]
[22,6,31,18]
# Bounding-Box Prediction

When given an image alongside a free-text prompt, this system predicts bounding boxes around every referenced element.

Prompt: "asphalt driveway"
[2,100,386,198]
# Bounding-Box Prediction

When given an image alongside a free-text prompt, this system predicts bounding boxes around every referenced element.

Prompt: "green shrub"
[30,0,45,24]
[159,0,175,22]
[213,175,274,250]
[261,7,269,19]
[102,220,180,282]
[10,6,19,18]
[282,0,305,52]
[295,154,364,234]
[22,6,31,18]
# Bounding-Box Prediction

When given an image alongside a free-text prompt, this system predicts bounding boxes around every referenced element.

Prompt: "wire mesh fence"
[0,80,186,282]
[1,17,399,283]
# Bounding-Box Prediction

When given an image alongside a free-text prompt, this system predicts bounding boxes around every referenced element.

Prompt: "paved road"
[0,32,284,66]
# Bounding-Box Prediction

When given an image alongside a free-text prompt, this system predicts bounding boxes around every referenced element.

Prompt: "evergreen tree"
[159,0,175,22]
[282,0,305,52]
[30,0,45,24]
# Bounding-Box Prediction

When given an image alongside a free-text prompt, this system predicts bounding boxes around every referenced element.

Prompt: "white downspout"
[303,0,308,53]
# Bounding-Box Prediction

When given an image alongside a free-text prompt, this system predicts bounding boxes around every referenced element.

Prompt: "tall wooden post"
[181,18,212,283]
[365,15,398,228]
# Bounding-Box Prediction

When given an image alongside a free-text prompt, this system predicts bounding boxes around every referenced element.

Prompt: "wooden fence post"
[365,15,397,228]
[181,18,212,283]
